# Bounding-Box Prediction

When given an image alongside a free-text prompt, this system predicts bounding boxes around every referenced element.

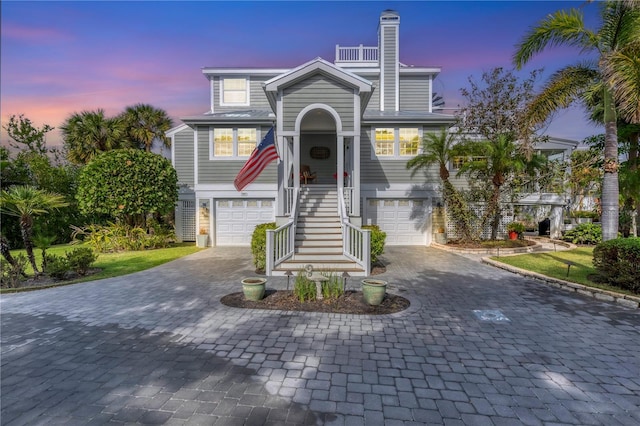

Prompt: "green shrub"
[250,222,277,272]
[66,247,97,276]
[593,238,640,294]
[561,223,602,245]
[363,225,387,264]
[44,254,70,280]
[71,222,176,252]
[321,272,344,299]
[294,271,316,302]
[0,255,27,288]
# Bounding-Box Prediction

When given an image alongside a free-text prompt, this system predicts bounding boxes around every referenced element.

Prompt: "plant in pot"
[434,226,447,244]
[506,222,525,240]
[361,278,387,305]
[196,227,209,247]
[241,277,267,301]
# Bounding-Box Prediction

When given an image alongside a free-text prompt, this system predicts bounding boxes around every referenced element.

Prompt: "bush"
[44,254,70,280]
[250,222,277,272]
[66,247,97,276]
[593,238,640,294]
[0,255,27,288]
[506,221,525,234]
[71,222,176,252]
[294,271,316,302]
[561,223,602,245]
[363,225,387,264]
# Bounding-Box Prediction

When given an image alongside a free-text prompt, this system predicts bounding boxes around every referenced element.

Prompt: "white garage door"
[216,199,274,245]
[365,199,430,245]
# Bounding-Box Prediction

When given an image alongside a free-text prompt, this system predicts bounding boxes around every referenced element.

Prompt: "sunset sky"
[1,1,603,149]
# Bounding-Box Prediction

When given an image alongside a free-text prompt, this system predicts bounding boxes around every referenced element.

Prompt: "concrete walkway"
[1,246,639,425]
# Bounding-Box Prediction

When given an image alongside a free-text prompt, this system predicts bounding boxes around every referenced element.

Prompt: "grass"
[3,242,202,292]
[491,247,637,297]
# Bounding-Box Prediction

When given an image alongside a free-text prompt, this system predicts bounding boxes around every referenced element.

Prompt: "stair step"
[295,246,343,254]
[297,217,341,223]
[297,222,341,229]
[297,229,341,235]
[295,236,342,243]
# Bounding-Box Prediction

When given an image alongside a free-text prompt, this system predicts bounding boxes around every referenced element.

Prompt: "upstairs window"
[213,129,233,157]
[210,127,258,159]
[374,128,395,156]
[221,78,249,105]
[399,128,420,156]
[237,128,257,156]
[373,127,421,158]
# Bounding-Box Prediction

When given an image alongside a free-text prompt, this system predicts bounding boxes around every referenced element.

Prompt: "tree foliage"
[2,114,54,155]
[120,104,173,152]
[76,149,178,227]
[0,186,68,273]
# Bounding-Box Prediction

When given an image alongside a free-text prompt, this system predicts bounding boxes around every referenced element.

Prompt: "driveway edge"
[482,257,640,309]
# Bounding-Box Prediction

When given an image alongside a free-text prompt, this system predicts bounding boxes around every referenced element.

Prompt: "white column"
[293,134,300,190]
[276,134,286,216]
[353,134,361,217]
[337,135,344,192]
[550,205,563,239]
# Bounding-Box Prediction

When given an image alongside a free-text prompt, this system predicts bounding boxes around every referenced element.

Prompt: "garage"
[215,199,274,245]
[365,199,430,245]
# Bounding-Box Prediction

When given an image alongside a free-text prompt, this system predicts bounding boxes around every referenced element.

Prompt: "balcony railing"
[335,44,378,64]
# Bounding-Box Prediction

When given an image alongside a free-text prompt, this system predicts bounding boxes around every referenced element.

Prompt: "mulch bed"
[445,239,536,249]
[220,290,410,315]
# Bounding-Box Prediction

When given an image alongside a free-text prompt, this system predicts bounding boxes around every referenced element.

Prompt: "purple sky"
[1,1,603,149]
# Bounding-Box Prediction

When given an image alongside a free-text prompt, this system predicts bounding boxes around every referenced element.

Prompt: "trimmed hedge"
[250,222,277,272]
[362,224,387,264]
[592,238,640,294]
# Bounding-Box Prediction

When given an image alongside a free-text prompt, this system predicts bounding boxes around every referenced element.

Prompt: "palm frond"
[603,42,640,124]
[514,9,598,68]
[527,64,600,125]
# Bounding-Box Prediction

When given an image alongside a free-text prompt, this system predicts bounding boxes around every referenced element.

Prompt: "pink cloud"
[2,23,71,43]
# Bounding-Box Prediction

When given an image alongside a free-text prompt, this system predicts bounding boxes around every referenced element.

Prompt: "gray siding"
[382,26,397,111]
[282,74,355,132]
[174,127,195,186]
[362,76,380,112]
[360,127,440,185]
[196,125,277,184]
[400,75,430,112]
[213,75,273,112]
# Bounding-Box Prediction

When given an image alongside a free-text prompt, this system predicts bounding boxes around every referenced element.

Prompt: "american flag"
[234,127,279,191]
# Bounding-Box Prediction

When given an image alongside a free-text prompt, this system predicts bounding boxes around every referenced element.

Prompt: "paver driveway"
[1,246,639,425]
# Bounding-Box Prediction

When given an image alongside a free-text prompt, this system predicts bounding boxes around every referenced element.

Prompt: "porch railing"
[335,44,378,63]
[343,187,356,216]
[338,188,371,276]
[266,187,299,275]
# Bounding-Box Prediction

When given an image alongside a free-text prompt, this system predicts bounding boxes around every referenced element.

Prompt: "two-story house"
[168,9,576,276]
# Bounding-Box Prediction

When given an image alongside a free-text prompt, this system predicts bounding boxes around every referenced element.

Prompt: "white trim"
[193,127,199,185]
[428,74,433,114]
[210,78,215,113]
[294,103,343,133]
[166,123,189,137]
[219,76,251,107]
[203,68,288,75]
[395,26,399,112]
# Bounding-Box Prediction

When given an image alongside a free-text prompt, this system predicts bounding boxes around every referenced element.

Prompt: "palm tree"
[121,104,173,152]
[457,133,546,240]
[0,186,68,274]
[60,109,127,164]
[407,129,476,242]
[513,1,640,240]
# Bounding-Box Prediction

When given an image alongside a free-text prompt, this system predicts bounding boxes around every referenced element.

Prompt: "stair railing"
[338,188,371,276]
[266,187,299,275]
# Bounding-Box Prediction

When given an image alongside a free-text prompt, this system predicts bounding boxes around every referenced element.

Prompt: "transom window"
[210,127,258,159]
[221,78,249,105]
[373,127,421,158]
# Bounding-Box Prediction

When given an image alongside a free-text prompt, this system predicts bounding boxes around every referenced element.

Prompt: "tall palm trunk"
[601,89,619,241]
[20,215,39,274]
[1,235,17,267]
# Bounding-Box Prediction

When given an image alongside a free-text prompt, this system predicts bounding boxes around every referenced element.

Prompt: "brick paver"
[1,246,639,425]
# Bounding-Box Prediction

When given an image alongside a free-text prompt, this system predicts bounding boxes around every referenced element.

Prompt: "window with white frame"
[373,127,421,158]
[221,78,249,105]
[210,127,258,158]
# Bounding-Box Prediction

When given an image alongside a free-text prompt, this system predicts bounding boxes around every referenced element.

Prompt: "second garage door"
[215,199,274,245]
[365,199,430,245]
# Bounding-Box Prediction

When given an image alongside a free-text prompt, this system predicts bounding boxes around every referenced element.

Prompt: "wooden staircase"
[273,185,364,275]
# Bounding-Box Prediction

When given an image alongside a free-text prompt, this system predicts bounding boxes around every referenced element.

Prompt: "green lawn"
[491,247,636,296]
[3,243,202,292]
